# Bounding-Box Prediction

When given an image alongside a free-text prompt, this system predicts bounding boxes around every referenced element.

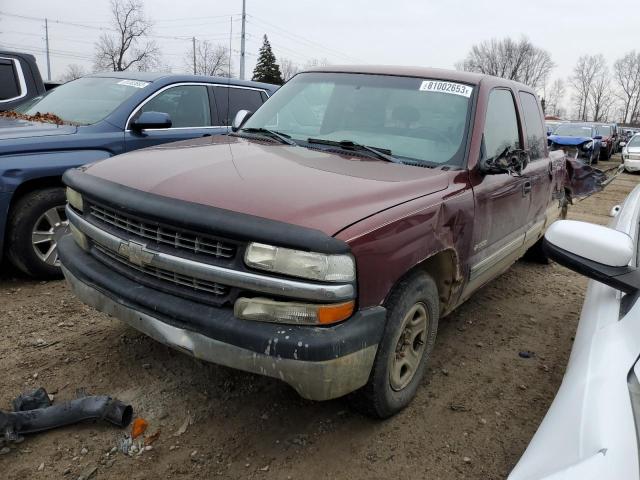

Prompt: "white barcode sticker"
[117,79,150,89]
[419,80,473,98]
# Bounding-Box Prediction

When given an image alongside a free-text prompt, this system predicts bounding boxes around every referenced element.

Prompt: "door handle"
[523,181,532,196]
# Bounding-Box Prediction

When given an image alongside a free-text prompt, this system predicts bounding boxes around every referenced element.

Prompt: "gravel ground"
[0,157,635,480]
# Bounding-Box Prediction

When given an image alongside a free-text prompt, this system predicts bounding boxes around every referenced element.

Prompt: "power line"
[247,14,363,63]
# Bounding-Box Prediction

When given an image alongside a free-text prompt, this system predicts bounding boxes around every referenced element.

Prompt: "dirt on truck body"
[57,66,601,419]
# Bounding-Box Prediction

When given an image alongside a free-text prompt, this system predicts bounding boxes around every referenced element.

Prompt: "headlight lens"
[234,297,355,325]
[583,141,593,150]
[244,243,355,282]
[66,187,83,211]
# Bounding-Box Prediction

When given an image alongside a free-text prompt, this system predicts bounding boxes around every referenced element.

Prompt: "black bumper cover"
[58,235,386,362]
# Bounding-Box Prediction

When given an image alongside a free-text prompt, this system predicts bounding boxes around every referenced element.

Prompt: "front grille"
[89,203,236,260]
[94,243,228,296]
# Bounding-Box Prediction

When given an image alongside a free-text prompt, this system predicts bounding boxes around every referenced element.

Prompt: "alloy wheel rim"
[31,206,69,267]
[389,302,428,391]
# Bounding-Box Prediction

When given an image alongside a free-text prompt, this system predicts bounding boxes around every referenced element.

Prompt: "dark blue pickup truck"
[0,72,278,277]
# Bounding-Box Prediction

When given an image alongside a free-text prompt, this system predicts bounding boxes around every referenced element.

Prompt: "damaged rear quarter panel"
[336,170,473,310]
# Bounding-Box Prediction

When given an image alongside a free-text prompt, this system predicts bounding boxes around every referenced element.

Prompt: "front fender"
[0,150,113,261]
[336,173,473,309]
[0,150,113,193]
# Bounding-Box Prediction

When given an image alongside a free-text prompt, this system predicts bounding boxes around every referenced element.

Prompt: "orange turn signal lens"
[317,301,355,325]
[234,297,355,325]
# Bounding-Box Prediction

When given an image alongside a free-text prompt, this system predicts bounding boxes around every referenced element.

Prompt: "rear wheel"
[7,187,68,278]
[349,272,439,418]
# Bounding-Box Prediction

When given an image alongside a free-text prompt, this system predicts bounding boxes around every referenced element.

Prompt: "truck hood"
[83,135,450,236]
[549,135,593,146]
[0,116,77,140]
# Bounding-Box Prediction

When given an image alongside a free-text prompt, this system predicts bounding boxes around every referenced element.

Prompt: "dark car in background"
[0,51,54,112]
[596,124,615,159]
[0,72,278,278]
[548,123,602,165]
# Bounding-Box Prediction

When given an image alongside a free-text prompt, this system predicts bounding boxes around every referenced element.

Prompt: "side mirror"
[543,220,640,293]
[231,110,252,132]
[594,135,603,140]
[130,111,172,132]
[480,148,529,176]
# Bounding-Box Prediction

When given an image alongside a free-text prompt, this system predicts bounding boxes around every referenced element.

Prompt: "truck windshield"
[243,72,474,167]
[14,77,149,125]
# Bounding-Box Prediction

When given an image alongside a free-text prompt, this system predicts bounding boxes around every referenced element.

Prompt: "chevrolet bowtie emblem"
[118,240,156,267]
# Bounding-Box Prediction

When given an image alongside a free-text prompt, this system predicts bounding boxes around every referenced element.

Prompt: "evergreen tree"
[252,35,284,85]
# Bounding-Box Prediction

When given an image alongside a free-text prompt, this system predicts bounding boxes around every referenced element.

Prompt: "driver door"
[465,88,532,295]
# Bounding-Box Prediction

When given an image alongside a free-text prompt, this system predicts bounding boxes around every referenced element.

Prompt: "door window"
[137,85,211,128]
[483,89,520,160]
[212,86,265,125]
[519,92,545,160]
[0,59,21,101]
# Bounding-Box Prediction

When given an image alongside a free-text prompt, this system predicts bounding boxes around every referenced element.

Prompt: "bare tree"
[458,37,554,90]
[93,0,160,72]
[186,40,232,77]
[613,51,640,124]
[589,64,614,122]
[546,78,566,117]
[570,55,604,121]
[58,64,87,83]
[280,58,299,81]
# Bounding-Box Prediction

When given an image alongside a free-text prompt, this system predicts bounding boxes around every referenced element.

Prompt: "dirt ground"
[0,157,636,480]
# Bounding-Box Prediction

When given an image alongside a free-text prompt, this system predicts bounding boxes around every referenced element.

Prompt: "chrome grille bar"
[67,206,355,303]
[89,204,235,259]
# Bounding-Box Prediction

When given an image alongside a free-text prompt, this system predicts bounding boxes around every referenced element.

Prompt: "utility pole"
[192,36,196,74]
[229,16,233,78]
[239,0,246,80]
[44,18,51,81]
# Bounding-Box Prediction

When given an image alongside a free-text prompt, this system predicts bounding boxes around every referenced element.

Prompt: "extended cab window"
[519,92,545,160]
[0,59,21,100]
[138,85,211,128]
[484,89,520,160]
[212,86,265,126]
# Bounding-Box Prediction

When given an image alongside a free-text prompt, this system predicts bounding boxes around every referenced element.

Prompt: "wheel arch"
[384,248,462,317]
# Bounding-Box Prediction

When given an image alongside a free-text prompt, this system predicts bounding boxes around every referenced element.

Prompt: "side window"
[519,91,545,160]
[0,59,21,101]
[212,86,265,126]
[483,89,520,160]
[137,85,211,128]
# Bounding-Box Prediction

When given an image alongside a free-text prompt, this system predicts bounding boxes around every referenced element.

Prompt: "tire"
[524,237,550,264]
[349,271,439,418]
[6,187,68,279]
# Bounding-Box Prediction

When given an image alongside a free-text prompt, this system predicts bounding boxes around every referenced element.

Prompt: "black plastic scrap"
[565,157,608,199]
[1,388,132,442]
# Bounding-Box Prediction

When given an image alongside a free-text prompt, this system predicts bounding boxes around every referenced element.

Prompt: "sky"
[1,0,638,106]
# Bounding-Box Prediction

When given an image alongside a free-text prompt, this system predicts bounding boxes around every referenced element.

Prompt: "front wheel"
[349,271,439,418]
[6,187,68,278]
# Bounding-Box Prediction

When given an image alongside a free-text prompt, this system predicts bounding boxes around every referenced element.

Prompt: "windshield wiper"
[306,138,403,164]
[239,127,297,146]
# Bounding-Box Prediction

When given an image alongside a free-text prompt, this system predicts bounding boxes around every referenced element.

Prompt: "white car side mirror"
[544,220,639,293]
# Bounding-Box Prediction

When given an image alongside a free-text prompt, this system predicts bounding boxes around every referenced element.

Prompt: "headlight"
[234,297,355,325]
[244,243,355,282]
[582,141,593,150]
[66,187,84,211]
[601,141,608,146]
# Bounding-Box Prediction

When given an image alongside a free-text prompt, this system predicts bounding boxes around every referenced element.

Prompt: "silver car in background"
[509,184,640,480]
[623,134,640,172]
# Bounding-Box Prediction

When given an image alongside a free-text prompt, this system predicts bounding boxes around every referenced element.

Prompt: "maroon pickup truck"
[58,66,567,418]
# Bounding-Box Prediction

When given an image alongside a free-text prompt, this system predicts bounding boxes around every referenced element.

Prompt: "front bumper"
[59,235,386,401]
